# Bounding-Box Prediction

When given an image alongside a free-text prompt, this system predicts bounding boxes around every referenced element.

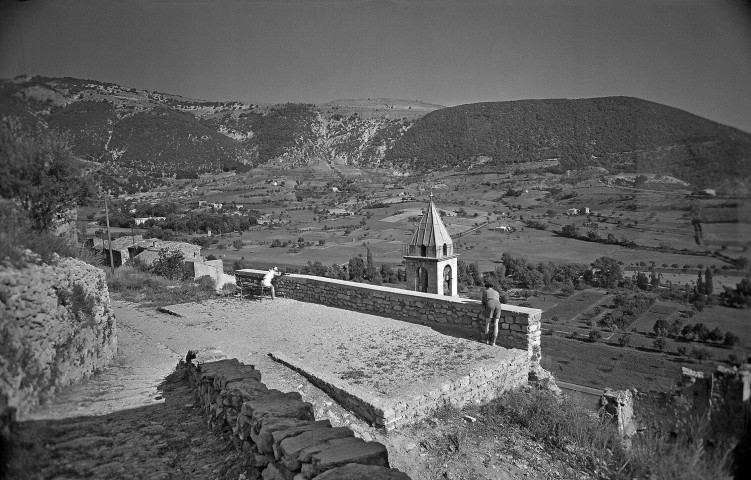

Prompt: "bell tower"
[403,194,458,296]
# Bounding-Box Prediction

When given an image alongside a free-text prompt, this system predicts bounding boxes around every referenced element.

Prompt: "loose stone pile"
[188,355,411,480]
[0,256,117,418]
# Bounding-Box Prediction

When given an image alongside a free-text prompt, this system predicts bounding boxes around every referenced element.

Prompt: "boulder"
[308,437,389,474]
[279,427,354,471]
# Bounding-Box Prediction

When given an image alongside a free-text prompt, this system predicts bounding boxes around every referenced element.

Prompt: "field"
[630,301,680,334]
[691,305,751,350]
[540,335,698,392]
[541,290,608,325]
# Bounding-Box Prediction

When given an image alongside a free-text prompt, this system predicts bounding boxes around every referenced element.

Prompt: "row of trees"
[296,249,405,285]
[653,319,739,347]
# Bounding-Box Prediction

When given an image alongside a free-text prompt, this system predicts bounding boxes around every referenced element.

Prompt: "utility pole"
[104,190,115,275]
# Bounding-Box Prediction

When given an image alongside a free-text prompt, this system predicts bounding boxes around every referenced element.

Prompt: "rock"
[311,463,411,480]
[309,437,389,474]
[279,427,354,471]
[262,462,290,480]
[253,418,326,455]
[242,391,315,429]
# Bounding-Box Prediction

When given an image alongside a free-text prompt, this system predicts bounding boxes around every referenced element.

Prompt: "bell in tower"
[403,194,458,296]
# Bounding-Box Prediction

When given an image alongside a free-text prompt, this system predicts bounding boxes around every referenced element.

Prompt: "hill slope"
[2,77,748,189]
[0,76,439,175]
[384,97,751,188]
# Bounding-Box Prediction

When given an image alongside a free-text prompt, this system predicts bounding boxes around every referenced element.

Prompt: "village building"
[92,235,201,269]
[403,195,458,296]
[133,216,166,226]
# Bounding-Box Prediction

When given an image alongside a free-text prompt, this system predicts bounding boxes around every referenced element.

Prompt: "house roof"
[409,195,453,247]
[95,235,143,251]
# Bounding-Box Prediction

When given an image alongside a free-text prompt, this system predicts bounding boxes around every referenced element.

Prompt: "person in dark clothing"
[481,282,503,345]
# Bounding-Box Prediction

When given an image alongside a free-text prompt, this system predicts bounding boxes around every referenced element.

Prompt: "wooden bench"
[235,274,272,301]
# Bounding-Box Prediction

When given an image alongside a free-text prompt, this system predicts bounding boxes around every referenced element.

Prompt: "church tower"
[403,194,458,296]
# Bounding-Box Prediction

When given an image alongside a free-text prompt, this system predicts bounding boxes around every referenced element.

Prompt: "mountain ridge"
[2,76,748,190]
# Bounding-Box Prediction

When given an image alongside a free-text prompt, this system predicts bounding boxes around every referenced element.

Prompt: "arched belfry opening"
[403,194,458,296]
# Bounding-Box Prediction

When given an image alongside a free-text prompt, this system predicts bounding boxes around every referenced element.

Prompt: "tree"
[653,336,667,352]
[636,272,650,290]
[704,267,714,295]
[561,224,580,238]
[588,329,602,343]
[724,331,740,347]
[696,270,704,296]
[690,346,710,363]
[365,248,376,281]
[653,318,669,337]
[618,333,631,347]
[151,249,187,280]
[591,257,623,288]
[232,239,243,251]
[676,345,689,357]
[0,119,93,232]
[348,256,366,282]
[707,327,724,343]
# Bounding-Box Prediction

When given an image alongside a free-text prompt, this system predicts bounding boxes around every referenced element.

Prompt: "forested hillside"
[2,77,749,189]
[384,97,751,188]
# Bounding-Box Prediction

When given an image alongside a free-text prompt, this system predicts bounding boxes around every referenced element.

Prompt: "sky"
[1,0,750,132]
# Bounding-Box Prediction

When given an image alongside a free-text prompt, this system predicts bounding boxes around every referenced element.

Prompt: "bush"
[106,266,215,307]
[690,346,711,363]
[483,388,734,480]
[618,333,631,347]
[206,254,218,261]
[653,336,667,352]
[676,345,689,357]
[196,275,216,290]
[723,331,739,347]
[150,249,188,280]
[588,329,602,342]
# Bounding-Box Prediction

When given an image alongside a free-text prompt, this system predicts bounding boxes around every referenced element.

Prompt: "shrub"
[618,333,631,347]
[723,331,739,347]
[206,254,218,261]
[690,346,711,363]
[676,345,689,357]
[196,275,216,290]
[484,388,734,479]
[653,336,667,352]
[588,329,602,342]
[150,249,188,280]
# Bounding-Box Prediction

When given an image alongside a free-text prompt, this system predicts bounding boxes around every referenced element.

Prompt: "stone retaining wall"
[270,349,528,431]
[186,355,410,480]
[236,270,542,375]
[0,257,117,418]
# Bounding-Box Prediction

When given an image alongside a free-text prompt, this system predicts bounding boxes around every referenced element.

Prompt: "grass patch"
[481,388,735,479]
[106,266,216,307]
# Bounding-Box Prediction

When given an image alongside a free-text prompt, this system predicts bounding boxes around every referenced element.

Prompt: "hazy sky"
[2,0,750,132]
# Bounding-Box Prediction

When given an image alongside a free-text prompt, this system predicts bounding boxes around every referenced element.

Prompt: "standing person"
[481,282,503,346]
[262,266,281,300]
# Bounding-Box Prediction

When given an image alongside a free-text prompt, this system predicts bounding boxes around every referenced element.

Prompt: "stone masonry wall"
[270,349,528,431]
[237,270,542,375]
[187,356,410,480]
[0,257,117,418]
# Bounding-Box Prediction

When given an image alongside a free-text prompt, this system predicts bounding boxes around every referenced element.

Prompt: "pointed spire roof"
[410,194,453,247]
